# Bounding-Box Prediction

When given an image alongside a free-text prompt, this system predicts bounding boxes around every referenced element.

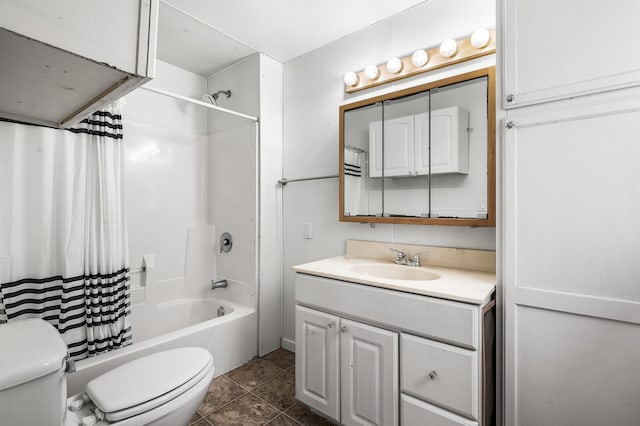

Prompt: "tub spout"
[211,279,228,290]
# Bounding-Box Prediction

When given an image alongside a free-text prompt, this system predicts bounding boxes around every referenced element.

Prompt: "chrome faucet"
[211,279,228,290]
[390,248,428,267]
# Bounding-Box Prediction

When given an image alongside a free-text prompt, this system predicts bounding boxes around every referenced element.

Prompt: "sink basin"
[349,263,441,281]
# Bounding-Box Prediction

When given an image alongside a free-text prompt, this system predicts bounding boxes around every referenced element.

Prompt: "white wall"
[281,0,496,346]
[258,54,284,355]
[123,60,208,305]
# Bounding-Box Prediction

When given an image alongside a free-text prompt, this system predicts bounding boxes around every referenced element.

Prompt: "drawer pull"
[427,370,438,380]
[341,326,348,333]
[327,322,335,329]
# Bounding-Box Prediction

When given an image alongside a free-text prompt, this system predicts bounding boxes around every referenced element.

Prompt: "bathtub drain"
[217,306,226,317]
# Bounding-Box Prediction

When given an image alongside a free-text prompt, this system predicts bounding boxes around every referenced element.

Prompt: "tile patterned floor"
[189,348,335,426]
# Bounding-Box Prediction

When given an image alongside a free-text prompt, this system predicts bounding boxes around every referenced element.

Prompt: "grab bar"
[278,175,339,185]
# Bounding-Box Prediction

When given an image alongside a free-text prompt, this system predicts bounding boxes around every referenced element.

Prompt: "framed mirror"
[339,67,495,226]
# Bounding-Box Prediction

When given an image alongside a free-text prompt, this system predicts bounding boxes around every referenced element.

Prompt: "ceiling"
[157,0,428,77]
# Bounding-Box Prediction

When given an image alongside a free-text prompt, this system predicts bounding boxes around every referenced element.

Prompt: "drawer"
[401,394,478,426]
[296,274,479,349]
[401,334,478,419]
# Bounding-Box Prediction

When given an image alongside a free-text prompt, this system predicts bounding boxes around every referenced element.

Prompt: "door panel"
[295,305,340,422]
[341,318,398,426]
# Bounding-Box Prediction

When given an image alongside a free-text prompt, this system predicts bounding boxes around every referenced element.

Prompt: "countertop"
[293,255,496,305]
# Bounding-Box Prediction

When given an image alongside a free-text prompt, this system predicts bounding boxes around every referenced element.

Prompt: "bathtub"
[67,296,257,395]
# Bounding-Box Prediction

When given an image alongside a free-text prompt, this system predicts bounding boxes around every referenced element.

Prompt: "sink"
[349,263,441,281]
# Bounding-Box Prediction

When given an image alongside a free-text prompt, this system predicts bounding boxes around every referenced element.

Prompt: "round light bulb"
[470,28,490,49]
[439,39,458,58]
[364,64,380,81]
[386,57,403,74]
[411,49,429,67]
[343,71,359,87]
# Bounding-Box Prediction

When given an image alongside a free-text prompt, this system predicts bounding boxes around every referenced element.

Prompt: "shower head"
[202,93,216,105]
[202,90,232,106]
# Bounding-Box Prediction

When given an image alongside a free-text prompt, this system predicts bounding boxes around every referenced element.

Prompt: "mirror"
[339,67,495,226]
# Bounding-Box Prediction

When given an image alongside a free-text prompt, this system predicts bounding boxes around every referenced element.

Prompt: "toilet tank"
[0,319,69,426]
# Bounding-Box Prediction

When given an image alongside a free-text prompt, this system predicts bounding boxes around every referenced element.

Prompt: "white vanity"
[293,240,496,426]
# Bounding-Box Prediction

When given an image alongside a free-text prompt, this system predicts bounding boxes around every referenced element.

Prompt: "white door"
[503,97,640,425]
[369,116,414,177]
[340,318,398,426]
[295,305,340,422]
[503,0,640,108]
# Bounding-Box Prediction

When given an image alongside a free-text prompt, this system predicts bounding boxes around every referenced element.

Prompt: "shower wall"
[124,60,208,305]
[206,54,259,311]
[205,53,284,355]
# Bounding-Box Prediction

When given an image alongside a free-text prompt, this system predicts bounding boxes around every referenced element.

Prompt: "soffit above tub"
[162,0,429,63]
[157,1,256,77]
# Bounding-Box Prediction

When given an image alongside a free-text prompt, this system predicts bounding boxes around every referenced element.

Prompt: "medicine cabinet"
[339,67,495,226]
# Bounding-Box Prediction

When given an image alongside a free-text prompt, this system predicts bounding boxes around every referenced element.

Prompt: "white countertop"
[293,255,496,305]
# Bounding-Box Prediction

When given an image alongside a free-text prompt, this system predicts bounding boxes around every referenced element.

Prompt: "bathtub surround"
[0,104,132,360]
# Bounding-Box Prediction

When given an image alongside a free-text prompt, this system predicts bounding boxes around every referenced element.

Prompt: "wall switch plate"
[304,223,313,239]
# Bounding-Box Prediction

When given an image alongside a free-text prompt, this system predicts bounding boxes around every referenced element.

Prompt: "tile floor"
[189,348,335,426]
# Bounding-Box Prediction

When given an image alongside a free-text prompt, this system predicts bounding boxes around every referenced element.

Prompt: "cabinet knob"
[327,322,335,329]
[427,370,437,380]
[506,94,514,103]
[341,326,348,333]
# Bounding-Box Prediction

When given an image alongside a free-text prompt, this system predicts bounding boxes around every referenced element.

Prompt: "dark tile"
[190,413,202,424]
[190,416,212,426]
[284,401,336,426]
[261,348,295,370]
[226,358,283,391]
[253,372,296,411]
[206,393,280,426]
[267,414,301,426]
[198,375,247,416]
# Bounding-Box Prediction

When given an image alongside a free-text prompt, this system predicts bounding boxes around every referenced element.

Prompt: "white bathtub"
[67,297,257,395]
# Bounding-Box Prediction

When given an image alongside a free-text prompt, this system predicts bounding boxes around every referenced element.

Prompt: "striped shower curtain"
[0,103,132,360]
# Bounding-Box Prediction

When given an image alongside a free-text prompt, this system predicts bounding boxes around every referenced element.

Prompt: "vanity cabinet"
[295,273,495,426]
[368,106,469,178]
[296,305,399,426]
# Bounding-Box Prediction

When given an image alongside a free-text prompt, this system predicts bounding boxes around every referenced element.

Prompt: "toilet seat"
[86,347,213,422]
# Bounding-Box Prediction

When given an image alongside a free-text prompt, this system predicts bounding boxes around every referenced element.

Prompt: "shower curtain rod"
[140,86,259,122]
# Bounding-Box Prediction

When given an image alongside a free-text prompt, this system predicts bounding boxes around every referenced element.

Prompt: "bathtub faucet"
[211,279,228,290]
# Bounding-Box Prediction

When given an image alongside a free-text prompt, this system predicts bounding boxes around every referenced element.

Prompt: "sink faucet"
[211,279,228,290]
[390,248,428,267]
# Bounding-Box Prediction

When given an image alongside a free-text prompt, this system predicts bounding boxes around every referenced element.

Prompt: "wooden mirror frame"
[339,66,496,227]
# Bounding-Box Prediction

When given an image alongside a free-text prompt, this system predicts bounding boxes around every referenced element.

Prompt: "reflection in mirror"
[381,92,430,217]
[339,67,495,226]
[343,103,382,216]
[430,77,488,219]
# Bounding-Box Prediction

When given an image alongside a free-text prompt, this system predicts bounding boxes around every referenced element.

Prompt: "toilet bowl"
[0,319,214,426]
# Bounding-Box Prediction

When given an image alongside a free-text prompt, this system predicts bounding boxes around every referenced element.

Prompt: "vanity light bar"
[344,29,496,94]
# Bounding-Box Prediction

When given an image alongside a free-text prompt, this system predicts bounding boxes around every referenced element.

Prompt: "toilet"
[0,319,214,426]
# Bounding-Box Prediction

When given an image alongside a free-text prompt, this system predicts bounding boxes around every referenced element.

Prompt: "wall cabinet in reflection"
[369,106,469,178]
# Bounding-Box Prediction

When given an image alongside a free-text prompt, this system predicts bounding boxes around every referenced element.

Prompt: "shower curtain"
[343,148,364,216]
[0,103,132,360]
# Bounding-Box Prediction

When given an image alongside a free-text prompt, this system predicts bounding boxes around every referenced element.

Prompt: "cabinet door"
[504,0,640,107]
[418,107,469,175]
[295,305,340,422]
[340,319,398,426]
[369,116,414,177]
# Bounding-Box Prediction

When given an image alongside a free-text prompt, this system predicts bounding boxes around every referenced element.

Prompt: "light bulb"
[343,71,359,87]
[439,39,458,58]
[471,28,490,49]
[386,57,403,74]
[364,64,380,81]
[411,49,429,67]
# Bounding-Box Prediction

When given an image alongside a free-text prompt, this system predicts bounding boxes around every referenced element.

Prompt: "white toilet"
[0,319,215,426]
